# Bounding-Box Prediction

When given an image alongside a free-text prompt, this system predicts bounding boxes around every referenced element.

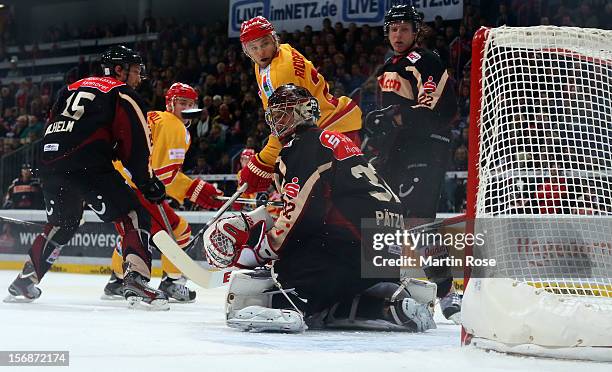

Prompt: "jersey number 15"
[61,91,96,120]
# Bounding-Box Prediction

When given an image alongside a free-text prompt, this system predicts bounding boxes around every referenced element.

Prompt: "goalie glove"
[237,154,275,193]
[233,221,278,269]
[186,178,224,209]
[202,207,274,268]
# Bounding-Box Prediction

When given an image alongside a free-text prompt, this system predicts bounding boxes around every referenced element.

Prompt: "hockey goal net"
[462,26,612,361]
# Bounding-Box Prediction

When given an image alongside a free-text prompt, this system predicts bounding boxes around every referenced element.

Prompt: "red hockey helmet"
[239,148,256,168]
[240,16,275,43]
[165,82,198,108]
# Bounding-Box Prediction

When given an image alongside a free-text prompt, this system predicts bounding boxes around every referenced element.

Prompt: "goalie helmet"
[384,5,423,36]
[101,45,145,79]
[165,82,198,111]
[264,84,320,143]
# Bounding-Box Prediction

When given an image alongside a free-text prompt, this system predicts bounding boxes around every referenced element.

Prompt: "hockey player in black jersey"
[202,84,438,332]
[372,5,462,323]
[3,163,44,209]
[4,45,169,309]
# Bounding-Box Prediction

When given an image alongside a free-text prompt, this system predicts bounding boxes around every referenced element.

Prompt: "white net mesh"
[474,26,612,302]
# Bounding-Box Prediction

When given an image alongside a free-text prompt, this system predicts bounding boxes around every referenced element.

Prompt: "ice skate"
[4,262,42,303]
[122,264,169,311]
[101,272,124,300]
[158,275,196,303]
[439,290,462,324]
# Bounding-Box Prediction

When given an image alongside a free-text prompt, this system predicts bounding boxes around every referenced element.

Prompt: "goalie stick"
[152,183,249,289]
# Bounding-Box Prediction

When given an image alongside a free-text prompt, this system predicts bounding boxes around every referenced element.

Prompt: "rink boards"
[0,209,465,290]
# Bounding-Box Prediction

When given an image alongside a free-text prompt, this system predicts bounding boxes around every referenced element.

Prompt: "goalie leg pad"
[225,269,276,313]
[227,306,306,333]
[225,269,306,332]
[321,281,437,332]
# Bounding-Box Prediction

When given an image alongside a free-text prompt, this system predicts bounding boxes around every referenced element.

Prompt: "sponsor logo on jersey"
[378,74,401,91]
[407,51,421,63]
[168,148,186,160]
[260,65,273,98]
[68,76,126,93]
[377,72,415,100]
[283,177,300,199]
[319,130,362,160]
[43,143,59,152]
[423,76,437,94]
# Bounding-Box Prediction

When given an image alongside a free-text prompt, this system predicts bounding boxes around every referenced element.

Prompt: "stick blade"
[152,231,230,289]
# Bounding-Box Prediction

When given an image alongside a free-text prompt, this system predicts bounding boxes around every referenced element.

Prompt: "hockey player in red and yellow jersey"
[237,16,363,193]
[103,83,224,302]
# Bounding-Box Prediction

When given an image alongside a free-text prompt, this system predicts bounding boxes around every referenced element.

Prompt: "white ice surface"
[0,270,610,372]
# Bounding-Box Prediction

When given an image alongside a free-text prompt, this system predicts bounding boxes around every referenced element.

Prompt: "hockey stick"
[214,196,284,207]
[0,215,44,227]
[0,215,86,227]
[152,184,248,289]
[405,214,468,234]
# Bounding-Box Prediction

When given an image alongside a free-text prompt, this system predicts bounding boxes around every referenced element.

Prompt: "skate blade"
[100,294,125,301]
[168,297,196,304]
[3,294,36,303]
[126,296,170,311]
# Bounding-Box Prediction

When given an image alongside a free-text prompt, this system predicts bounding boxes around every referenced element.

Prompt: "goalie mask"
[264,84,320,144]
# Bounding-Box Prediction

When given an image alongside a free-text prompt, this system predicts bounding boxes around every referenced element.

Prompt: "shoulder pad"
[319,130,362,160]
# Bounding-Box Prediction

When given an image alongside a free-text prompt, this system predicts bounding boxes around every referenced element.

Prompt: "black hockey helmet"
[384,5,423,36]
[100,45,145,79]
[265,84,320,143]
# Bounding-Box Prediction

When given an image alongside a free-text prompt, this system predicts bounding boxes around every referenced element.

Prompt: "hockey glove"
[237,154,275,193]
[138,177,166,204]
[233,220,278,269]
[186,179,224,209]
[363,105,401,137]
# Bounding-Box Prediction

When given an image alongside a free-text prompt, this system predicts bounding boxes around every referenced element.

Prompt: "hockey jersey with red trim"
[114,110,196,204]
[255,43,362,133]
[43,76,153,186]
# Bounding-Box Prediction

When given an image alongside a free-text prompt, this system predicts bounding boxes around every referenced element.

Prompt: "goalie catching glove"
[186,178,224,209]
[237,154,275,193]
[202,206,277,268]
